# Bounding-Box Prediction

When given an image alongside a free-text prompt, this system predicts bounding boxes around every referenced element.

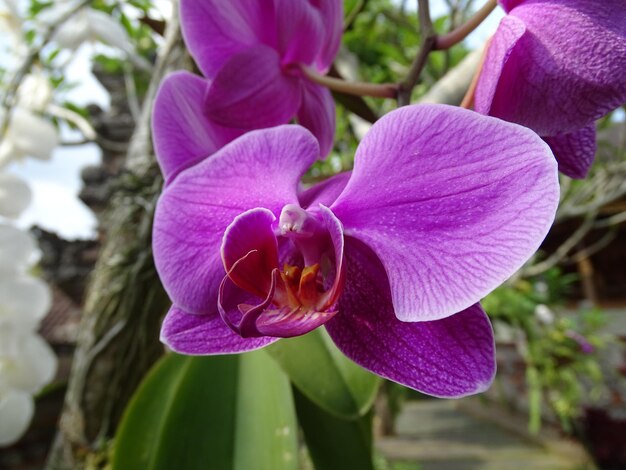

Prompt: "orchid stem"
[435,0,498,50]
[301,65,398,99]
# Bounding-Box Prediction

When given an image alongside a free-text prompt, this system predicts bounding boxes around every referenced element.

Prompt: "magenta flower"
[153,104,559,397]
[475,0,626,178]
[179,0,342,157]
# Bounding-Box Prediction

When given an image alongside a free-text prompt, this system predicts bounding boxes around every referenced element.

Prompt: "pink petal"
[204,45,302,130]
[161,306,277,355]
[544,124,597,179]
[297,81,336,157]
[299,171,351,209]
[152,71,243,181]
[477,1,626,135]
[331,104,559,322]
[180,0,278,78]
[153,126,319,315]
[275,0,325,66]
[310,0,343,72]
[326,240,495,397]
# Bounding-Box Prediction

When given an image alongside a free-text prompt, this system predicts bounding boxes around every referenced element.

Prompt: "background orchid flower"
[153,104,559,397]
[474,0,626,178]
[0,326,57,446]
[179,0,343,157]
[0,173,31,218]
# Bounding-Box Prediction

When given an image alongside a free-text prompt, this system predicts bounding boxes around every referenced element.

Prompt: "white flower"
[0,274,51,329]
[16,73,54,112]
[0,389,34,446]
[45,3,151,70]
[0,173,32,218]
[0,107,59,169]
[0,326,57,446]
[0,224,38,273]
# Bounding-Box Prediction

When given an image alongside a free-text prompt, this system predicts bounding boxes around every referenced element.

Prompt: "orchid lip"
[218,205,345,338]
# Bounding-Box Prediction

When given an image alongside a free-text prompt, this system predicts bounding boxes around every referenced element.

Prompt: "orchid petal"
[299,171,351,209]
[204,45,302,130]
[478,1,626,135]
[544,125,597,179]
[326,240,495,397]
[221,208,279,298]
[0,173,31,218]
[275,0,325,66]
[0,328,57,392]
[180,0,277,78]
[0,390,34,446]
[331,104,559,321]
[0,224,37,273]
[297,81,336,157]
[160,306,277,355]
[7,108,58,161]
[311,0,343,72]
[0,275,51,327]
[153,126,319,315]
[152,71,242,182]
[474,15,526,119]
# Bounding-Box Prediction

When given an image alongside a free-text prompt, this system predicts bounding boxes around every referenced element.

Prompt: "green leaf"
[294,388,375,470]
[266,329,380,419]
[112,351,298,470]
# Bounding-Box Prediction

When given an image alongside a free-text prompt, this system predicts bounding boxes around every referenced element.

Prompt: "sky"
[2,0,501,240]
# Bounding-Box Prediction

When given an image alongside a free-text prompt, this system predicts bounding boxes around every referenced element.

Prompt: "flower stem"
[435,0,498,50]
[301,65,398,99]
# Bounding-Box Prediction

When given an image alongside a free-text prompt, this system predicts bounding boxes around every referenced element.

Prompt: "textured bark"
[46,9,189,469]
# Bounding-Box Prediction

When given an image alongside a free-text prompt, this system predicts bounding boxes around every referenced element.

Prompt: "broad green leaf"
[294,388,375,470]
[112,351,297,470]
[266,328,380,419]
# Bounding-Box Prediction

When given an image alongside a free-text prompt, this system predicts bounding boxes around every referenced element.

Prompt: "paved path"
[376,400,593,470]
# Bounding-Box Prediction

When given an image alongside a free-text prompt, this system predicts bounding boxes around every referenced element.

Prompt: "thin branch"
[397,0,436,106]
[523,212,598,277]
[566,230,617,264]
[123,64,142,123]
[344,0,370,32]
[435,0,497,50]
[301,65,398,99]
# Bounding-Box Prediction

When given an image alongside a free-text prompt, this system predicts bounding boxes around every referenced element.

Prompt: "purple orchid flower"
[475,0,626,179]
[153,104,560,398]
[179,0,342,157]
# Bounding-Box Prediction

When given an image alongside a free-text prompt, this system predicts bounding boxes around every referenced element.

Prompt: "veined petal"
[311,0,343,72]
[479,1,626,135]
[204,45,302,130]
[297,81,336,157]
[331,104,559,321]
[180,0,277,78]
[153,126,319,315]
[160,306,277,355]
[221,208,279,298]
[326,240,495,397]
[0,390,34,446]
[275,0,325,65]
[544,124,596,179]
[152,71,243,182]
[474,15,526,118]
[299,171,351,209]
[0,173,31,219]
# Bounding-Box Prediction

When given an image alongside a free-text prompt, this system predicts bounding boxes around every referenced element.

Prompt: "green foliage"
[483,269,610,433]
[294,388,375,470]
[267,328,381,419]
[112,351,298,470]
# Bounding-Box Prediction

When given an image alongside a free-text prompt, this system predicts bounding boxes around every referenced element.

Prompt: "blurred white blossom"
[0,173,32,218]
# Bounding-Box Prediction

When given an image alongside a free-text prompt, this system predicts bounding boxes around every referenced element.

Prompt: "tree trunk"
[47,9,190,468]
